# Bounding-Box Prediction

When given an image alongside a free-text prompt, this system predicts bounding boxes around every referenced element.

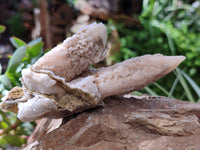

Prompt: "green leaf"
[28,37,42,47]
[9,36,26,48]
[0,136,7,147]
[0,111,11,126]
[175,69,195,102]
[132,91,143,96]
[6,45,27,74]
[16,122,34,136]
[165,29,176,55]
[0,25,6,34]
[0,74,12,89]
[154,82,175,98]
[168,76,179,98]
[144,86,158,96]
[28,41,43,57]
[180,69,200,99]
[7,73,20,87]
[0,135,26,147]
[0,64,2,75]
[0,121,9,129]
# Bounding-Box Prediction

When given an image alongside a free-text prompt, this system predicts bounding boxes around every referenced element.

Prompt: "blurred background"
[0,0,200,149]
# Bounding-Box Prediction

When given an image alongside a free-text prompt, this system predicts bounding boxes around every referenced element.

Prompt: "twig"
[0,119,21,136]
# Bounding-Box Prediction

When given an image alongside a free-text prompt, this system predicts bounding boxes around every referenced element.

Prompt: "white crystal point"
[33,22,107,82]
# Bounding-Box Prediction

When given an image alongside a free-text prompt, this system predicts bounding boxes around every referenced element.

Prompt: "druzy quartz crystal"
[0,22,185,122]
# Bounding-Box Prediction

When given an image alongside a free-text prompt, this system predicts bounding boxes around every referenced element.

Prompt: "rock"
[27,118,63,145]
[23,95,200,150]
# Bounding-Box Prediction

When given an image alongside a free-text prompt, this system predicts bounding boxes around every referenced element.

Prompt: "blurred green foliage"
[7,12,25,38]
[107,0,200,102]
[66,0,77,6]
[1,37,44,89]
[0,26,6,35]
[0,26,44,149]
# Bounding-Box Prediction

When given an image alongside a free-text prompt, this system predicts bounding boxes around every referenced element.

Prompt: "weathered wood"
[23,95,200,150]
[39,0,74,48]
[39,0,52,49]
[75,0,142,27]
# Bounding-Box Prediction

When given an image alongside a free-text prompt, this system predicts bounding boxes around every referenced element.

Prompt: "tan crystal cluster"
[0,22,185,122]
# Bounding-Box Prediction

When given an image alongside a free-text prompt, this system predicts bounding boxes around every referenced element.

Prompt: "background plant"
[0,26,44,149]
[106,0,200,102]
